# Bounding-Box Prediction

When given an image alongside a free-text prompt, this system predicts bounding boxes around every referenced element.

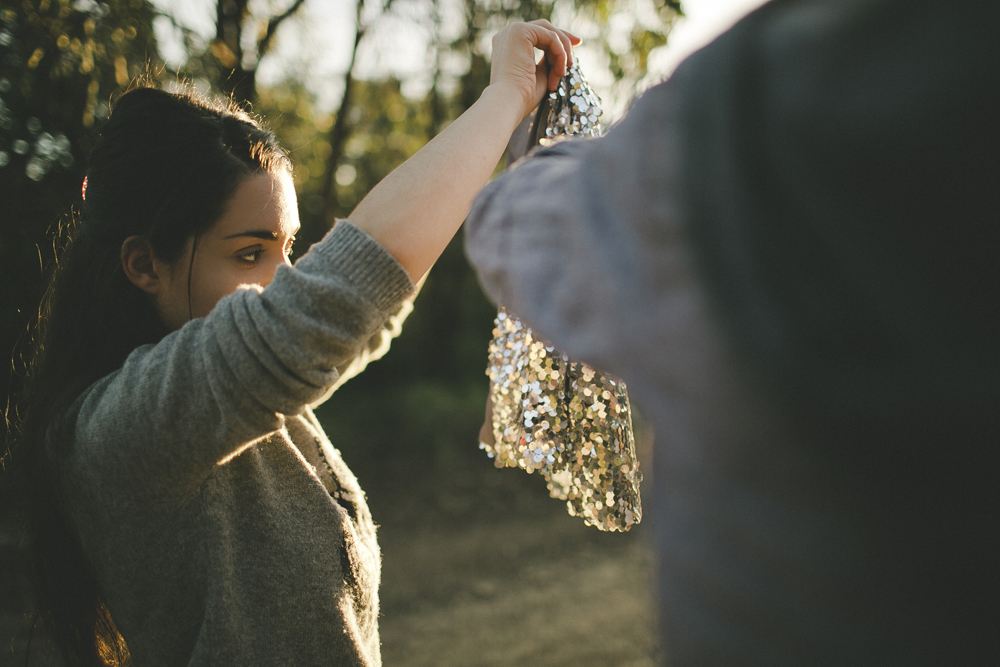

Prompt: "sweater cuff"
[296,219,416,313]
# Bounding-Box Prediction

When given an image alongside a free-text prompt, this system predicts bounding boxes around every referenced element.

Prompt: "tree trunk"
[320,0,367,224]
[428,0,446,139]
[214,0,256,108]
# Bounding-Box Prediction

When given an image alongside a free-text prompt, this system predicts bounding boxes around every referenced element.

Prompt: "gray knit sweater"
[54,221,414,666]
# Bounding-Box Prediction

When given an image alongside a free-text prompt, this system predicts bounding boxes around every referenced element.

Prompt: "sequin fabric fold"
[540,61,603,143]
[480,63,642,532]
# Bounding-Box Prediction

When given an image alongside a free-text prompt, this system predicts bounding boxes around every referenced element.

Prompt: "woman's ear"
[121,236,161,295]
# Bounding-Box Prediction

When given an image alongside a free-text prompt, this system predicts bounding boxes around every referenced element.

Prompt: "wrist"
[479,82,533,133]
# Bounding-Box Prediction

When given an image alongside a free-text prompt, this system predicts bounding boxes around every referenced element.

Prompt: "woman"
[14,20,579,667]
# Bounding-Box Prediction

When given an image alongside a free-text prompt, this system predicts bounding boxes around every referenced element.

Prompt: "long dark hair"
[11,86,289,666]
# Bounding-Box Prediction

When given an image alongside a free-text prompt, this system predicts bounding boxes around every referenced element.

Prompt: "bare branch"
[152,10,208,52]
[258,0,308,58]
[318,0,406,220]
[320,0,369,219]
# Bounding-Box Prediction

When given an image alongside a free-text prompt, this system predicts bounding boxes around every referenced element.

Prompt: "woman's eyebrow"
[223,230,279,241]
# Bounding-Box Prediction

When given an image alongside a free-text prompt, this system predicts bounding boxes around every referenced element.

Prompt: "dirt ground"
[1,437,658,667]
[375,470,658,667]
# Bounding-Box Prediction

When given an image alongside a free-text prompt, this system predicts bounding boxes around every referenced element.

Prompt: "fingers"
[522,20,578,91]
[488,20,581,117]
[530,19,576,67]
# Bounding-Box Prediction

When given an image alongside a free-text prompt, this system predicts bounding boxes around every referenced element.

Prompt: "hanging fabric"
[480,62,642,532]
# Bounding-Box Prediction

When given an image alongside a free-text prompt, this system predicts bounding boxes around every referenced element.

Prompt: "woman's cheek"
[197,270,245,318]
[260,258,286,288]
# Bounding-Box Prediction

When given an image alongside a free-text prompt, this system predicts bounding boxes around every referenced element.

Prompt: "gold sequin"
[482,309,642,532]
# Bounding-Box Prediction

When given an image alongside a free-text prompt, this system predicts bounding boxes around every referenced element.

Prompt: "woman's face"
[154,171,301,331]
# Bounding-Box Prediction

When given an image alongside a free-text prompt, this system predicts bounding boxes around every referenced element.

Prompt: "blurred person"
[7,20,578,667]
[465,0,999,664]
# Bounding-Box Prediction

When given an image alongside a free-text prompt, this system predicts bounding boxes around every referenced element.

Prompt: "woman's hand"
[489,20,581,120]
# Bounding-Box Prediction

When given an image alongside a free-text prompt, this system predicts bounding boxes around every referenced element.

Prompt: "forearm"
[347,83,525,282]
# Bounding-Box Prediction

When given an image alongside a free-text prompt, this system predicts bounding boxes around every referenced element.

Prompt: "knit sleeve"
[310,274,424,408]
[69,220,414,493]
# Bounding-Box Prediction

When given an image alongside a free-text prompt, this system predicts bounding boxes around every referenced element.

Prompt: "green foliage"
[1,0,158,421]
[582,0,679,88]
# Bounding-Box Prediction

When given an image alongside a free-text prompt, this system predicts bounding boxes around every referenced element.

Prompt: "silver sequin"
[540,62,603,145]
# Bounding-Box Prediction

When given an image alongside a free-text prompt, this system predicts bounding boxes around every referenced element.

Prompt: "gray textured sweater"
[55,221,414,666]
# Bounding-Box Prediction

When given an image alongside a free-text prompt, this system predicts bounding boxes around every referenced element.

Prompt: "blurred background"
[0,0,762,664]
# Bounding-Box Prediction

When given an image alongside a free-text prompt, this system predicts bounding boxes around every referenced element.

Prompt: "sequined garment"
[540,61,603,144]
[480,63,642,532]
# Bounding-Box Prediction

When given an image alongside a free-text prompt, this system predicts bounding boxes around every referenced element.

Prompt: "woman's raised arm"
[347,20,579,282]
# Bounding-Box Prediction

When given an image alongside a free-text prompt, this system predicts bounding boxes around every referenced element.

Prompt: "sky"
[151,0,769,116]
[650,0,768,74]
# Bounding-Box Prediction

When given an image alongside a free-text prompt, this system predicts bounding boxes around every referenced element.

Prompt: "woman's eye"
[237,249,262,265]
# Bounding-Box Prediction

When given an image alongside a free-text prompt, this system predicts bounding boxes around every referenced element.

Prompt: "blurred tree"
[0,0,158,437]
[299,0,681,470]
[309,0,682,221]
[316,0,401,224]
[213,0,305,106]
[155,0,306,108]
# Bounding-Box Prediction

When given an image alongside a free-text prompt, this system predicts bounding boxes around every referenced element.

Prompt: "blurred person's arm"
[464,77,711,398]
